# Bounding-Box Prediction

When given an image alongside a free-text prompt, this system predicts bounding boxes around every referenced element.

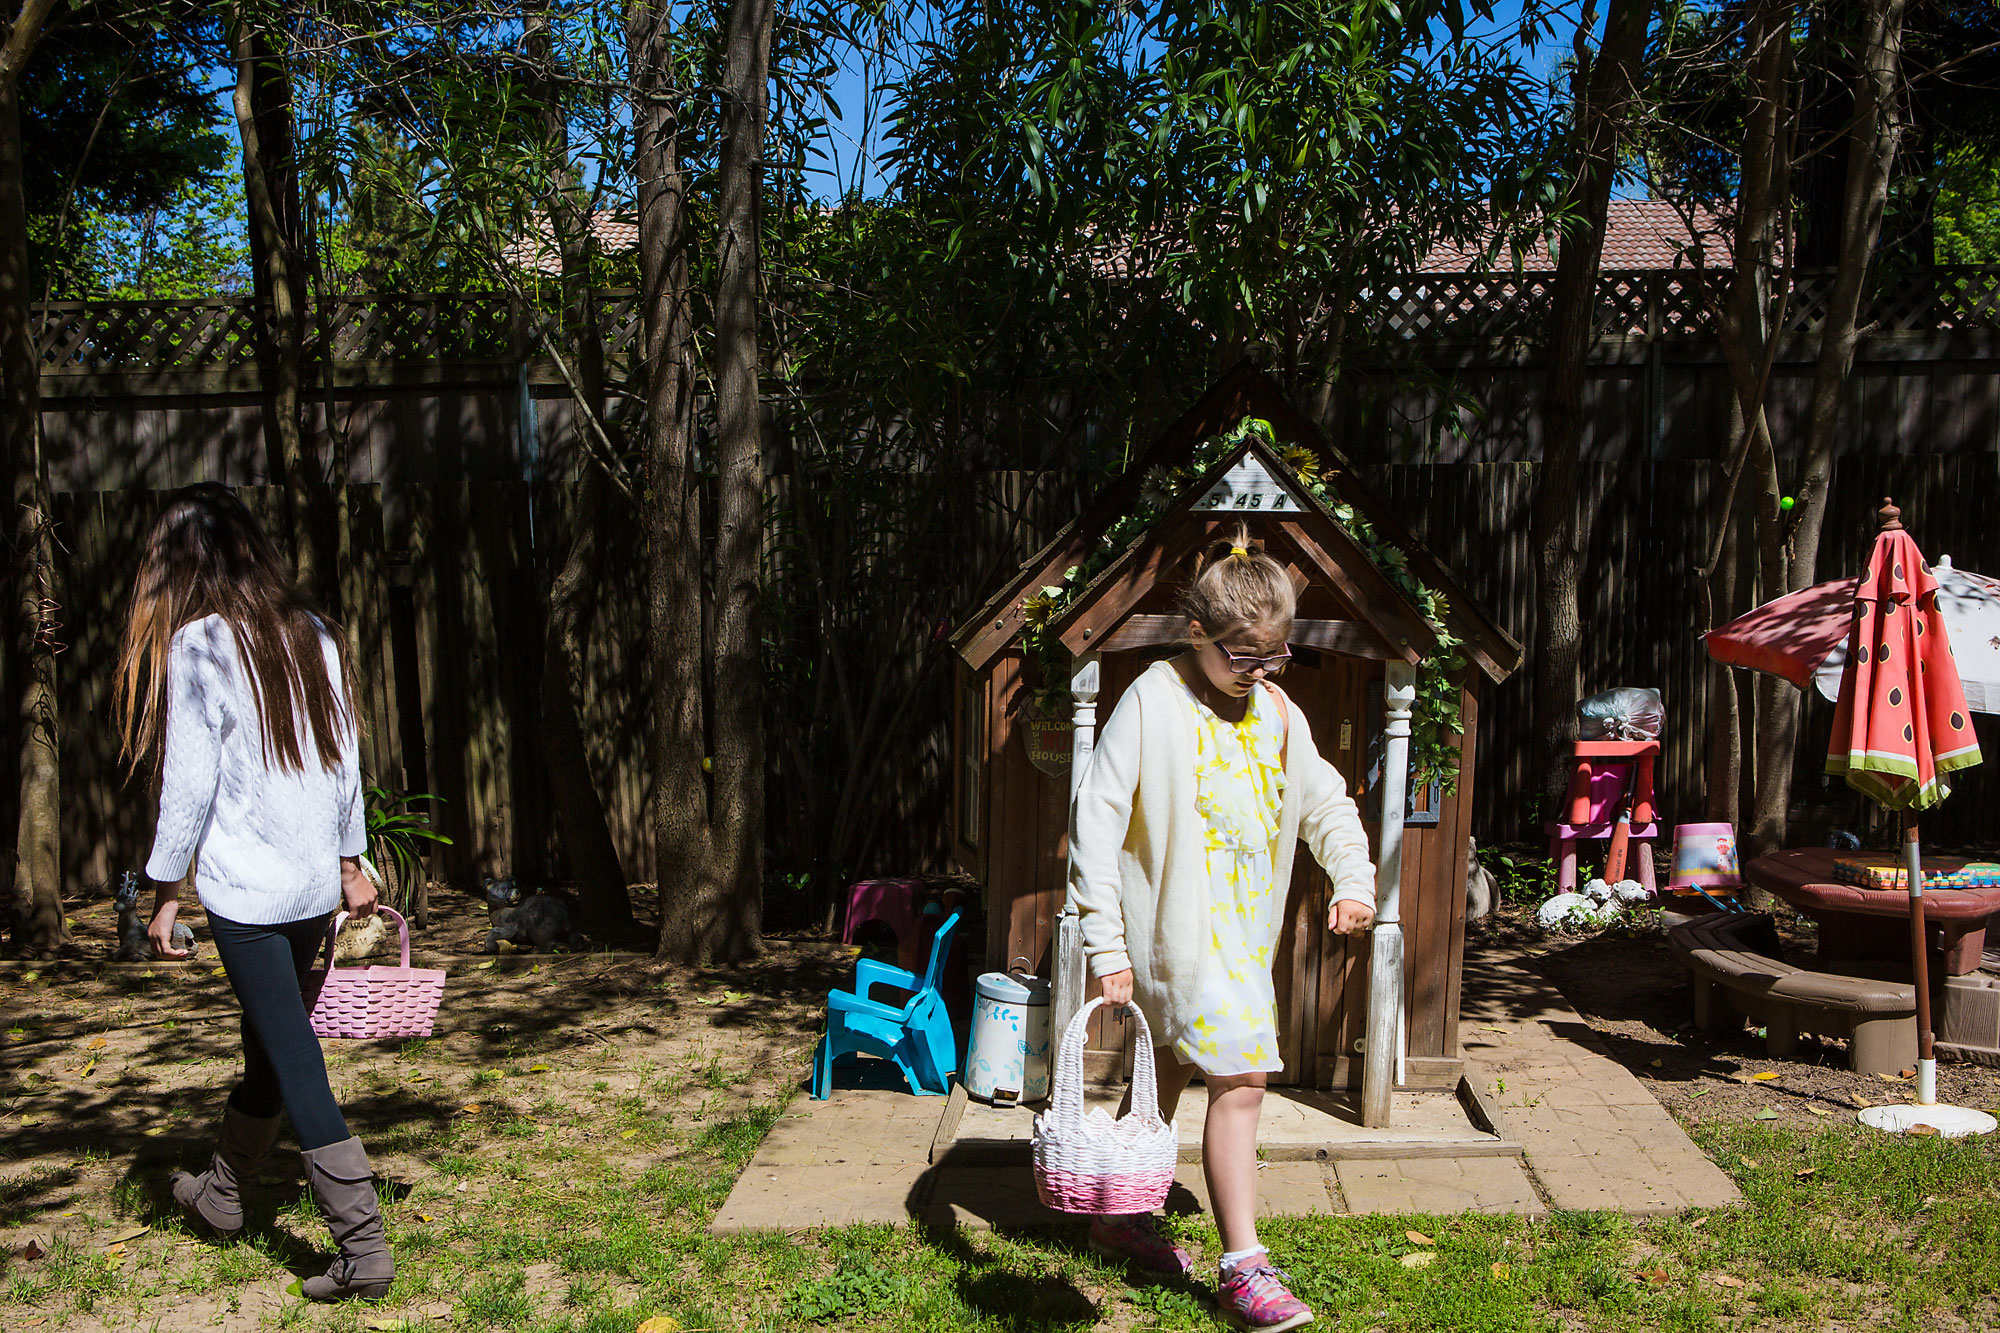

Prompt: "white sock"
[1220,1245,1265,1274]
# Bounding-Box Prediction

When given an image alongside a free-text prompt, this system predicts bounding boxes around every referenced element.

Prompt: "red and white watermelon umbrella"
[1708,499,1994,1137]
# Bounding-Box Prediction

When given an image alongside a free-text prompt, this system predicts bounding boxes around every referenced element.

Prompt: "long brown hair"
[115,484,354,777]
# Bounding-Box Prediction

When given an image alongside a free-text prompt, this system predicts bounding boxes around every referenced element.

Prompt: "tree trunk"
[234,21,324,593]
[1530,0,1655,812]
[1749,0,1907,857]
[526,2,632,938]
[628,0,714,961]
[698,0,775,962]
[0,55,64,956]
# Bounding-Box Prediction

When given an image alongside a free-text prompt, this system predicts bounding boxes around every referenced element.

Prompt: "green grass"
[10,1023,1999,1333]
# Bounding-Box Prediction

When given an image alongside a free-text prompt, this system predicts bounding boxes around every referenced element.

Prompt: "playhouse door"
[1268,651,1375,1088]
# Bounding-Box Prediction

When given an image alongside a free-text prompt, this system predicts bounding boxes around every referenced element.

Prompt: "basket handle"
[323,905,412,968]
[1049,995,1165,1130]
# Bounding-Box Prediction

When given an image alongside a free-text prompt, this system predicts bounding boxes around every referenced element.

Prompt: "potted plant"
[364,785,452,927]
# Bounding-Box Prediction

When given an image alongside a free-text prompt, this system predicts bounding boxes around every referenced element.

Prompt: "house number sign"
[1191,457,1300,512]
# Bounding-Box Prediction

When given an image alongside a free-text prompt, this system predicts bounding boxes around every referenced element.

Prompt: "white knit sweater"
[1066,660,1377,1050]
[145,613,366,925]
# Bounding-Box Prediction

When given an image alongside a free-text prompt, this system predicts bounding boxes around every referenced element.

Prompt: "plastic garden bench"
[811,911,961,1099]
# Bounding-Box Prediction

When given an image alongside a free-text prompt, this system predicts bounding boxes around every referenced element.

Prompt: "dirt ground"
[1470,901,2000,1130]
[0,887,848,1330]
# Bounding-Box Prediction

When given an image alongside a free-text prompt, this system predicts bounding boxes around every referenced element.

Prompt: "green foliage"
[785,1258,922,1324]
[1475,843,1551,906]
[1935,147,2000,265]
[19,7,233,297]
[363,784,452,905]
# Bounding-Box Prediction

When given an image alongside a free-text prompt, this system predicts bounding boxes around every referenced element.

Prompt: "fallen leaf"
[1477,1025,1506,1034]
[1712,1274,1745,1289]
[143,1126,166,1136]
[1689,1216,1709,1230]
[104,1243,127,1258]
[418,1213,433,1223]
[1876,1072,1907,1083]
[1907,1123,1940,1138]
[1688,1088,1710,1098]
[1738,1157,1760,1168]
[454,1182,468,1193]
[19,1318,43,1328]
[1898,1067,1917,1079]
[620,1128,640,1140]
[107,1225,149,1245]
[1754,1108,1779,1121]
[636,1319,683,1333]
[18,1113,43,1127]
[1399,1251,1437,1269]
[407,1075,431,1084]
[1794,1167,1816,1179]
[528,1064,550,1073]
[1636,1268,1670,1285]
[18,1237,45,1260]
[210,966,228,978]
[1489,1262,1510,1280]
[79,1057,98,1078]
[1404,1229,1433,1245]
[1807,1106,1834,1117]
[474,960,496,970]
[284,1278,305,1298]
[1750,1071,1779,1082]
[1649,1058,1663,1068]
[85,1036,107,1050]
[460,1104,482,1114]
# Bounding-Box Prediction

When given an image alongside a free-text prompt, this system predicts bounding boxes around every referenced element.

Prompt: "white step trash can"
[965,969,1052,1105]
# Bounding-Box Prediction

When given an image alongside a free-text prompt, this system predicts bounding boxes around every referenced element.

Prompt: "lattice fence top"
[34,269,2000,376]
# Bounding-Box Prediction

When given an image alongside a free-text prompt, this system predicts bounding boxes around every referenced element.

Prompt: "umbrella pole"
[1902,810,1937,1106]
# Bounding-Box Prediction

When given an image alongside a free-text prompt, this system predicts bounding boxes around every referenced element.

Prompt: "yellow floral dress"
[1170,671,1287,1076]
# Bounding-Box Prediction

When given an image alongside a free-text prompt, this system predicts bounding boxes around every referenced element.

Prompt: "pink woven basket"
[306,906,445,1040]
[1032,997,1179,1214]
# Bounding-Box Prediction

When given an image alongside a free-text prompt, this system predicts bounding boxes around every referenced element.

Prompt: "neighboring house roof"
[500,212,640,276]
[1416,200,1729,272]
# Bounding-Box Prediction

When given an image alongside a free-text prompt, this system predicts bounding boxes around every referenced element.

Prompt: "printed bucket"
[966,970,1051,1105]
[1669,822,1742,888]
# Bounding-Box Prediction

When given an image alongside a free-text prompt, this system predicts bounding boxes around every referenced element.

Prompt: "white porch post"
[1052,652,1102,1054]
[1362,661,1417,1127]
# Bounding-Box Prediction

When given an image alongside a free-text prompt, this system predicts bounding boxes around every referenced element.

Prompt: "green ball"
[1780,496,1795,512]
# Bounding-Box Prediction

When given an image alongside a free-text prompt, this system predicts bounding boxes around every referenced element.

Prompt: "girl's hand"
[1329,899,1375,935]
[148,898,190,959]
[1098,969,1135,1005]
[341,857,379,917]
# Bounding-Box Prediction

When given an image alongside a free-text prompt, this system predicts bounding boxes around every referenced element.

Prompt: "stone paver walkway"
[1458,953,1741,1215]
[711,947,1739,1234]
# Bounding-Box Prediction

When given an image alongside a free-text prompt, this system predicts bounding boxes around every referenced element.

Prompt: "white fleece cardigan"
[1065,659,1377,1050]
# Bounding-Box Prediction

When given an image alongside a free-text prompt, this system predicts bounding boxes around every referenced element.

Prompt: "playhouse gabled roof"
[952,364,1523,683]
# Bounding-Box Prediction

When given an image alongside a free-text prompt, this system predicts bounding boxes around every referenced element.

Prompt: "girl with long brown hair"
[115,482,393,1301]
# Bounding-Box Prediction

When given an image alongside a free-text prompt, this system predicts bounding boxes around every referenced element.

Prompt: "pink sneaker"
[1087,1213,1194,1276]
[1218,1256,1313,1331]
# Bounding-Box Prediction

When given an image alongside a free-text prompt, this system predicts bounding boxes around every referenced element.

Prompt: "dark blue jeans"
[207,911,350,1151]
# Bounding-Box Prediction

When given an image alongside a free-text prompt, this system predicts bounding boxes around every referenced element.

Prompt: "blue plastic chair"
[811,911,961,1099]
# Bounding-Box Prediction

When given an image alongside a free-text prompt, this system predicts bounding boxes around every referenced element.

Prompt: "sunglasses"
[1213,642,1293,675]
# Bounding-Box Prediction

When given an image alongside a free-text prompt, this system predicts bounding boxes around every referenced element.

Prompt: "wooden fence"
[30,273,2000,901]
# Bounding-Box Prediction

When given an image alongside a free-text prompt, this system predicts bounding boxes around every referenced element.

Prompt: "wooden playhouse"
[949,367,1521,1090]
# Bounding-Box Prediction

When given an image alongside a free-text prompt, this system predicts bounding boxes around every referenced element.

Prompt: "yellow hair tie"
[1229,545,1249,558]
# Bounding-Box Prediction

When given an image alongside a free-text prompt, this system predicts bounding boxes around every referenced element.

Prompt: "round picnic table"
[1744,848,2000,978]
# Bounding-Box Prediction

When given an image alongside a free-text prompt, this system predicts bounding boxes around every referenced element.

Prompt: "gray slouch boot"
[299,1137,395,1301]
[171,1104,282,1237]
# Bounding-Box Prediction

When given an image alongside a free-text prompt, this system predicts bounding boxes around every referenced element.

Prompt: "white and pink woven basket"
[1032,996,1179,1214]
[306,906,445,1040]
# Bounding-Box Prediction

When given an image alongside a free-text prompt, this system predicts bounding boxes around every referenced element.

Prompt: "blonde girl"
[1067,526,1376,1331]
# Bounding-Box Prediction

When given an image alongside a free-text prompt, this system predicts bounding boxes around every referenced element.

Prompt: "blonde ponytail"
[1177,523,1297,640]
